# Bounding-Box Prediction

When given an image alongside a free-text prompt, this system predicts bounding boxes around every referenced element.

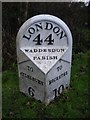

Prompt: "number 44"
[33,34,54,45]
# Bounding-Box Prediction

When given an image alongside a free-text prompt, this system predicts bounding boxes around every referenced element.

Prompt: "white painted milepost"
[16,14,72,104]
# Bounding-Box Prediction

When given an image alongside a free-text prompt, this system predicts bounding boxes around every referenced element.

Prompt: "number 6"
[28,87,35,97]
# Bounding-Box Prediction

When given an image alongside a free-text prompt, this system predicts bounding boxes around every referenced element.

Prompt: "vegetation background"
[2,2,90,119]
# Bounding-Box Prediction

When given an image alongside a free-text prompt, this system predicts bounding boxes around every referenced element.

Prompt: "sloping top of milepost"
[16,14,72,74]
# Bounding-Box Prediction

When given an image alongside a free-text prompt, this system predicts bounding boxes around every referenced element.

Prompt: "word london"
[23,21,66,41]
[16,15,72,104]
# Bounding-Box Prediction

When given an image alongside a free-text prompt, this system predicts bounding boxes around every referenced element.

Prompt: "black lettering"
[53,26,60,34]
[20,72,44,86]
[33,57,37,60]
[42,56,46,60]
[53,56,57,60]
[32,77,37,82]
[20,72,24,77]
[24,73,27,78]
[26,74,29,79]
[61,49,64,52]
[49,56,53,60]
[45,22,53,30]
[39,49,43,52]
[49,71,68,85]
[28,87,35,97]
[34,49,38,52]
[23,34,31,40]
[43,49,47,52]
[25,49,29,52]
[33,34,42,45]
[37,57,40,60]
[44,34,54,45]
[30,49,33,52]
[57,65,63,71]
[28,27,35,34]
[57,49,60,52]
[27,66,33,72]
[52,49,56,52]
[57,30,67,39]
[65,71,67,75]
[58,85,64,95]
[49,81,51,85]
[55,76,58,81]
[53,89,57,98]
[48,49,51,52]
[35,22,43,32]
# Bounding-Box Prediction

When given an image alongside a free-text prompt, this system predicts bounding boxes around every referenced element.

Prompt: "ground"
[2,51,89,119]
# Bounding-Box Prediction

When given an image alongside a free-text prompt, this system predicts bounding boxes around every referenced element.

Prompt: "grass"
[2,51,89,119]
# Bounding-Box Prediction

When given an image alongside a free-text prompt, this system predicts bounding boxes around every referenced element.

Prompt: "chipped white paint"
[16,14,72,104]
